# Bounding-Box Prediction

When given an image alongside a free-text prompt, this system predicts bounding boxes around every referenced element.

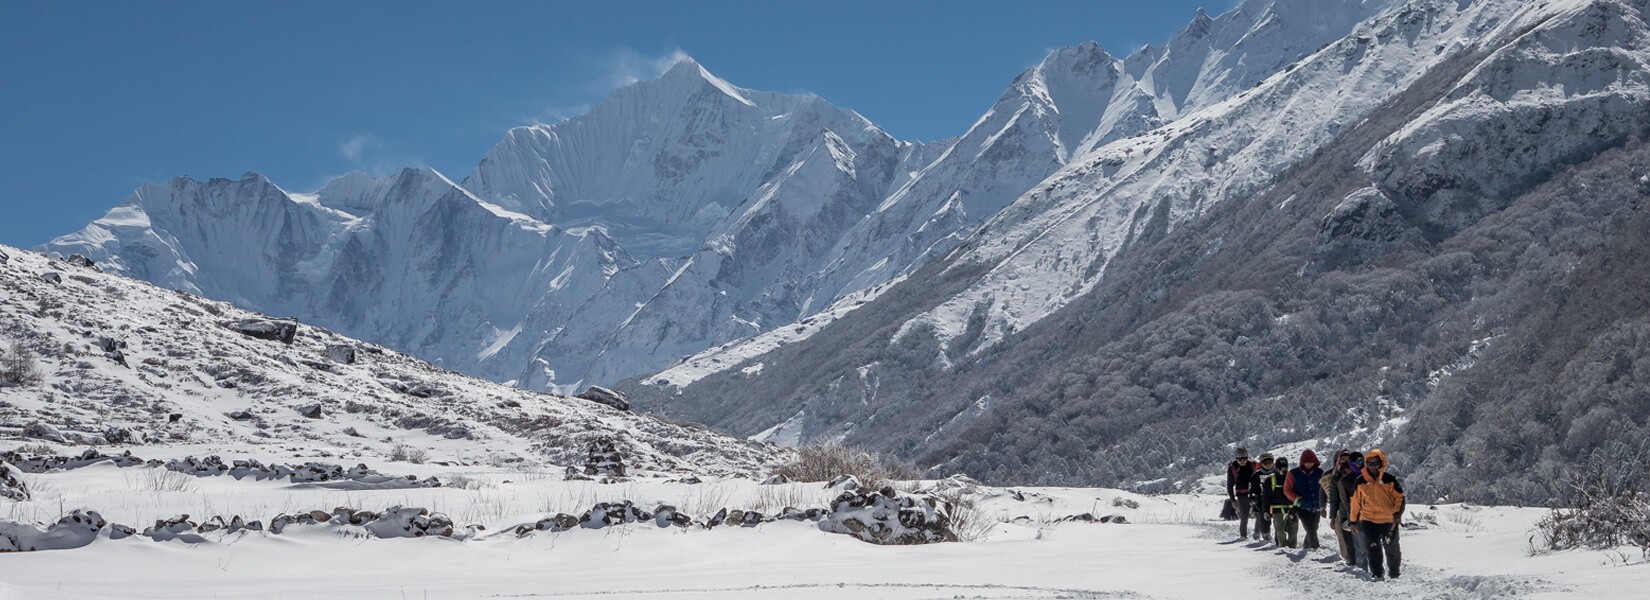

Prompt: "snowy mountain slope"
[648,0,1388,388]
[0,245,784,476]
[634,0,1650,502]
[902,0,1550,357]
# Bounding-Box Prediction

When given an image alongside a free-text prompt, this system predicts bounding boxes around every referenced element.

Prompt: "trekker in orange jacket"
[1350,448,1405,581]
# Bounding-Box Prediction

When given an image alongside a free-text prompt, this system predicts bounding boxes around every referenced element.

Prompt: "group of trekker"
[1224,447,1406,581]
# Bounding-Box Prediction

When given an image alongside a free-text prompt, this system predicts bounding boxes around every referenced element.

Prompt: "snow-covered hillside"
[0,245,784,476]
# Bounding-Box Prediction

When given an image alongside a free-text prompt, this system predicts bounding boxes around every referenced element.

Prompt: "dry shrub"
[774,443,919,490]
[1535,442,1650,555]
[0,340,43,386]
[389,442,428,464]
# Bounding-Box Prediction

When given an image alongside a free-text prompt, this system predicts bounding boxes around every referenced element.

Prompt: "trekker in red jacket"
[1226,447,1257,539]
[1284,449,1326,550]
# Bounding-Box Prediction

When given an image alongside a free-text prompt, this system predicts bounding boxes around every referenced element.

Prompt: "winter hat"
[1258,452,1274,462]
[1235,447,1250,459]
[1299,449,1319,467]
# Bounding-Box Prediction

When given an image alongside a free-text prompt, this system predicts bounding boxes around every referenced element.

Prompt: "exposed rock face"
[64,254,96,269]
[223,318,297,344]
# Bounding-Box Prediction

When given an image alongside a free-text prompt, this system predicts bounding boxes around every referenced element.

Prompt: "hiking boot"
[1371,576,1385,582]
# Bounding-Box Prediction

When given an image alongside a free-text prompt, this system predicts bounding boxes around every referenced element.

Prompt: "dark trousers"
[1234,496,1254,537]
[1255,505,1272,539]
[1298,510,1321,549]
[1359,522,1402,578]
[1271,508,1298,547]
[1332,514,1357,564]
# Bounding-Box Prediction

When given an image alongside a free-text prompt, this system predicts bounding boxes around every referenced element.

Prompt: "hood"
[1363,448,1389,482]
[1299,449,1319,469]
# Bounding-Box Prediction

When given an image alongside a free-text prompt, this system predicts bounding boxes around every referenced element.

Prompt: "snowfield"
[1,445,1646,599]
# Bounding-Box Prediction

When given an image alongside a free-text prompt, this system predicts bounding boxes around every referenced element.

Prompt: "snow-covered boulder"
[819,487,956,545]
[21,421,65,443]
[651,505,693,528]
[63,254,96,269]
[363,505,455,538]
[579,501,651,529]
[0,510,107,552]
[824,474,860,490]
[324,344,357,364]
[222,318,297,344]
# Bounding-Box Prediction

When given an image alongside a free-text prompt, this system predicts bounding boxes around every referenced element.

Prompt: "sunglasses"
[1350,459,1364,464]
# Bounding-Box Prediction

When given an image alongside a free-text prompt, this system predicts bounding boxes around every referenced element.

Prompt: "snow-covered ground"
[2,443,1645,599]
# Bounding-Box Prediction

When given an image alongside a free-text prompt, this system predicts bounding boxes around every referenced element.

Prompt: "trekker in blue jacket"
[1284,449,1326,550]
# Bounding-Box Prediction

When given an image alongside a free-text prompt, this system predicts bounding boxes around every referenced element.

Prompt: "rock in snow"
[223,318,298,344]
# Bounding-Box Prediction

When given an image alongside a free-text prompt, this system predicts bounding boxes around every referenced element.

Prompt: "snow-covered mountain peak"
[652,55,757,107]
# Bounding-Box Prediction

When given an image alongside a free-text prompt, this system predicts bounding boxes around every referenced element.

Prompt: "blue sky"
[0,0,1234,247]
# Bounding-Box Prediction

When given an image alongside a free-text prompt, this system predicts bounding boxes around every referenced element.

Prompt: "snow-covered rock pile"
[0,488,965,553]
[0,448,146,472]
[819,486,957,545]
[362,506,462,539]
[143,514,258,542]
[583,437,626,478]
[162,455,443,487]
[1056,513,1130,524]
[1,449,442,488]
[0,245,791,478]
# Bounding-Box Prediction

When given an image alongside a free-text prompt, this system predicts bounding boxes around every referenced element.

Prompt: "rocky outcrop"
[575,385,629,411]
